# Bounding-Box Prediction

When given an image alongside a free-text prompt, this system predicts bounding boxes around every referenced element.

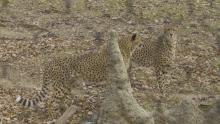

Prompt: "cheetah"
[130,26,177,94]
[15,33,141,109]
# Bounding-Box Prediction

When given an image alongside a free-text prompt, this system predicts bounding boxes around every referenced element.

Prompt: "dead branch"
[55,105,78,124]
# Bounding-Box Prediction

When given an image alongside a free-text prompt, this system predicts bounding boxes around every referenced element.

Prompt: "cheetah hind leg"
[45,97,60,119]
[52,85,72,118]
[43,87,71,119]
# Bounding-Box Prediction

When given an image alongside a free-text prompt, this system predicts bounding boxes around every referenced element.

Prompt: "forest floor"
[0,0,220,123]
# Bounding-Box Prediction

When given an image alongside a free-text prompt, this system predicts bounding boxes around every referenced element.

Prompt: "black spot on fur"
[22,99,27,106]
[131,34,137,41]
[32,100,36,106]
[28,101,31,107]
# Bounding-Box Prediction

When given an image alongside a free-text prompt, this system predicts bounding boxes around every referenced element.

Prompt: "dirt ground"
[0,0,220,123]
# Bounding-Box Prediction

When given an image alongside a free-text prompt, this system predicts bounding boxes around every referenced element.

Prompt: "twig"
[55,105,78,124]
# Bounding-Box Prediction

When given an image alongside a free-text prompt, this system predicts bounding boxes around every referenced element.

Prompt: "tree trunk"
[187,0,196,17]
[0,0,9,8]
[63,0,71,13]
[126,0,134,14]
[0,62,9,79]
[97,30,154,124]
[216,32,220,55]
[204,98,220,124]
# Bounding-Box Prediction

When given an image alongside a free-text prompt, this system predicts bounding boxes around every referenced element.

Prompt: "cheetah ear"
[131,33,137,42]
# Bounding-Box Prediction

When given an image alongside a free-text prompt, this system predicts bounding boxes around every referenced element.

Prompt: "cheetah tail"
[15,85,49,108]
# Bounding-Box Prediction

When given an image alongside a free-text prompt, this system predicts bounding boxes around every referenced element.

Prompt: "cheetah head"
[161,27,177,49]
[118,33,142,67]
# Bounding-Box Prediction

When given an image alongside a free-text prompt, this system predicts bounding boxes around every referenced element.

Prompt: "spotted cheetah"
[15,33,141,109]
[130,26,177,94]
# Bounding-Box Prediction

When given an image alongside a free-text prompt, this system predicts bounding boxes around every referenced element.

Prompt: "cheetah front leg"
[155,65,172,97]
